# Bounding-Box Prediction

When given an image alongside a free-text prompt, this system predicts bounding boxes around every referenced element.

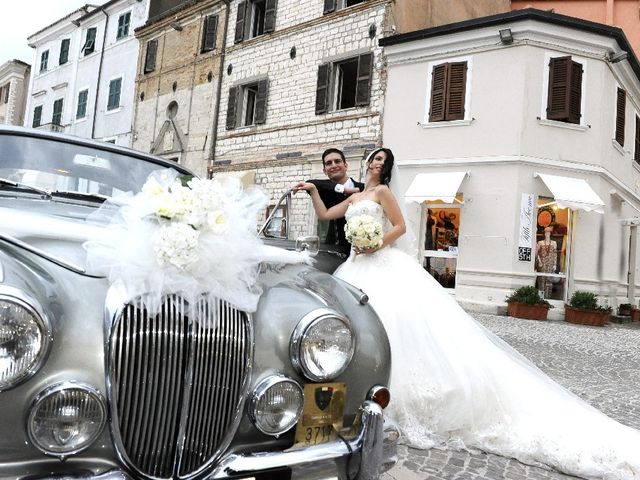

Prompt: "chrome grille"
[109,294,252,479]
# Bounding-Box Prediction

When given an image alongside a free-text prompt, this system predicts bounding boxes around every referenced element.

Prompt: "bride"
[293,148,640,480]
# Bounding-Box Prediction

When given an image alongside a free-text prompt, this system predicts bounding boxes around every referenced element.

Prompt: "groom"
[307,148,364,250]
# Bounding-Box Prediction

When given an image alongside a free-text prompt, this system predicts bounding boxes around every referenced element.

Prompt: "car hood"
[0,200,108,271]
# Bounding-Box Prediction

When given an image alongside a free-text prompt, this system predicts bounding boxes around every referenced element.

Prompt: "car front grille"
[108,294,252,479]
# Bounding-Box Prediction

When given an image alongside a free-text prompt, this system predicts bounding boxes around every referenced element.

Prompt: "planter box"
[564,305,610,327]
[507,302,549,321]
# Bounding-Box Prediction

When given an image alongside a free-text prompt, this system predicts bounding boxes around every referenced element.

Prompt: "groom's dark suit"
[308,178,364,249]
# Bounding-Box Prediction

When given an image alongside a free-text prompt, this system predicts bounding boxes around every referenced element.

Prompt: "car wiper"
[0,177,52,198]
[50,190,109,203]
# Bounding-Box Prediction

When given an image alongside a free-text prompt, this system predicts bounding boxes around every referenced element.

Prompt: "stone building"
[24,0,149,146]
[0,60,31,126]
[132,0,228,176]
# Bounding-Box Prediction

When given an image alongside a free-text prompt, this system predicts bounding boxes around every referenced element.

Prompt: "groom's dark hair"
[321,148,346,166]
[367,148,395,185]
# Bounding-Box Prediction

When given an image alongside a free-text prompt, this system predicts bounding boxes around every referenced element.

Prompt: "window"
[635,115,640,165]
[117,12,131,40]
[107,78,122,110]
[144,40,158,73]
[615,88,625,146]
[40,50,49,72]
[546,56,583,125]
[226,79,268,129]
[32,106,42,127]
[82,27,97,56]
[428,61,467,122]
[201,14,218,52]
[315,53,372,114]
[264,204,288,238]
[52,98,64,125]
[59,39,70,65]
[76,89,89,119]
[1,84,9,104]
[234,0,276,43]
[323,0,366,14]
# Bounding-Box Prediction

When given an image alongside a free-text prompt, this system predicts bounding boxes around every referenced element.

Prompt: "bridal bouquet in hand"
[344,214,384,250]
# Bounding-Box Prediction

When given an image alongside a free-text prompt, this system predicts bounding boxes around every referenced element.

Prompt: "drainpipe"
[629,225,637,304]
[207,0,231,177]
[91,8,109,140]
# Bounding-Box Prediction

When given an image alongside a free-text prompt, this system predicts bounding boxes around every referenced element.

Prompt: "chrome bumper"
[24,401,398,480]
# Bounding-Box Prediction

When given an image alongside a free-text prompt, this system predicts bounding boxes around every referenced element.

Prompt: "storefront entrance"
[421,202,461,290]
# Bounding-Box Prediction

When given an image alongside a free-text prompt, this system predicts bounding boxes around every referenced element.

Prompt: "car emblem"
[315,386,333,411]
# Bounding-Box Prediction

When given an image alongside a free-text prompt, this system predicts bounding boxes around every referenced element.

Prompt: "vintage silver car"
[0,126,398,480]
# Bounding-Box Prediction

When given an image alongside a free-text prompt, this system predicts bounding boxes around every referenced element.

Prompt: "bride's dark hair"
[367,148,395,185]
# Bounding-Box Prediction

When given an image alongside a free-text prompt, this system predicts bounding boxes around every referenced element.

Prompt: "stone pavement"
[382,313,640,480]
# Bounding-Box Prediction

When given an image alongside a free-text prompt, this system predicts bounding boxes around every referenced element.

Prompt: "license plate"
[294,382,346,447]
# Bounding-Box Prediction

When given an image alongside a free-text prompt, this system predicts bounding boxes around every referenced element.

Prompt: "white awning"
[211,170,255,188]
[404,171,467,203]
[535,173,605,213]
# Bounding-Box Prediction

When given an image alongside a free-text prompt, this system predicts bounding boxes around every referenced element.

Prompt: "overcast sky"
[0,1,91,66]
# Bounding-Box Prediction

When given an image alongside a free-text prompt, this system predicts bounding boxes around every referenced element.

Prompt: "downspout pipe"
[207,0,231,177]
[91,8,109,140]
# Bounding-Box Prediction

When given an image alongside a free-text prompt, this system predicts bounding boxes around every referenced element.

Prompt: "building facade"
[0,60,31,126]
[25,0,149,146]
[381,9,640,315]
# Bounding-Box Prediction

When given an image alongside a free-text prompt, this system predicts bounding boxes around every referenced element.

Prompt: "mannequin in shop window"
[536,226,557,297]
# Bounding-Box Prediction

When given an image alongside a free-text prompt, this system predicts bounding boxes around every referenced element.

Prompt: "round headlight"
[249,375,303,436]
[28,383,106,457]
[290,309,355,382]
[0,289,51,391]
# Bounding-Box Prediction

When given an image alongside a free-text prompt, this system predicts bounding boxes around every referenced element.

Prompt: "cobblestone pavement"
[382,314,640,480]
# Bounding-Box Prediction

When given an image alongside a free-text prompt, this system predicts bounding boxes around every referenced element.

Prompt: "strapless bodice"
[346,200,386,226]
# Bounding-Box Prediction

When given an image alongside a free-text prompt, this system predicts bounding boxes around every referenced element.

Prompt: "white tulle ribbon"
[84,169,311,313]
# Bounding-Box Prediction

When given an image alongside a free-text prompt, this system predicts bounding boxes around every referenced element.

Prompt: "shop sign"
[518,193,535,262]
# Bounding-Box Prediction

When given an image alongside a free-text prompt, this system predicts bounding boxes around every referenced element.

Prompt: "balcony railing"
[35,122,65,133]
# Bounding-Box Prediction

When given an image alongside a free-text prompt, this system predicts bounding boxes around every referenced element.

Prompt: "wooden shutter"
[546,56,571,121]
[568,60,583,124]
[635,115,640,164]
[315,63,330,115]
[59,38,70,64]
[144,40,158,73]
[446,61,466,120]
[264,0,277,33]
[226,86,238,130]
[324,0,337,14]
[355,53,373,106]
[429,64,447,122]
[234,2,247,44]
[616,88,626,146]
[254,79,269,124]
[202,15,218,52]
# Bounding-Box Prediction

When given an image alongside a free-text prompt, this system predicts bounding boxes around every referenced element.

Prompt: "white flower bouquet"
[344,214,384,250]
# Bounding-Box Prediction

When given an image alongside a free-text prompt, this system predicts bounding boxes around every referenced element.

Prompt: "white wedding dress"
[335,200,640,480]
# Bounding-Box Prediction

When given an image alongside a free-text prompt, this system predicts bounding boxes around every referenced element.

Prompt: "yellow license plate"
[294,382,346,447]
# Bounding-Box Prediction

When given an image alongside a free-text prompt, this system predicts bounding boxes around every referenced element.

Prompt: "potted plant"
[565,291,612,327]
[618,303,633,316]
[505,286,552,321]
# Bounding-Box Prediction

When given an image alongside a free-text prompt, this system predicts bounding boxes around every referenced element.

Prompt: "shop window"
[117,12,131,40]
[615,88,625,146]
[226,79,268,129]
[315,53,372,114]
[546,56,583,124]
[40,50,49,72]
[201,15,218,52]
[323,0,366,14]
[264,204,287,238]
[428,61,467,122]
[535,199,570,301]
[59,39,70,65]
[234,0,277,43]
[422,202,461,289]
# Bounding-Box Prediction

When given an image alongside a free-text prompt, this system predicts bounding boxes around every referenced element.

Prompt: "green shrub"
[568,291,612,313]
[505,286,551,307]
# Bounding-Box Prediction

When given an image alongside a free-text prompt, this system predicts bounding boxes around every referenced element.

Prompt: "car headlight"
[0,288,51,391]
[249,375,304,436]
[28,383,106,457]
[290,308,355,382]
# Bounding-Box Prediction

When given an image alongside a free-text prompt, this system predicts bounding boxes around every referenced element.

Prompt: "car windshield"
[0,133,187,198]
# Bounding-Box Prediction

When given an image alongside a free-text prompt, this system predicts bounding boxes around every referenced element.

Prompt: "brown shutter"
[226,86,237,130]
[315,63,330,115]
[635,115,640,164]
[446,61,467,120]
[254,79,269,124]
[264,0,277,33]
[568,60,583,124]
[429,64,447,122]
[547,56,571,121]
[323,0,337,14]
[202,15,218,52]
[144,40,157,74]
[355,53,373,106]
[616,88,626,146]
[234,2,247,44]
